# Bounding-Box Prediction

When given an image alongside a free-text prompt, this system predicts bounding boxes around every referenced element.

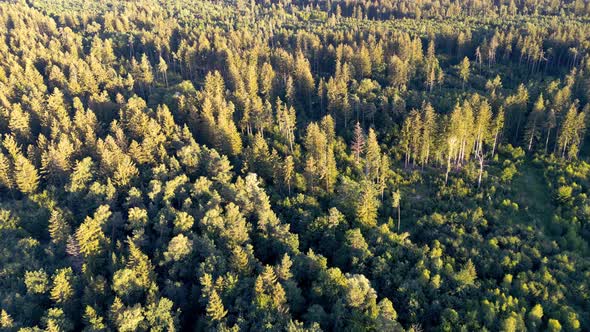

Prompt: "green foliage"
[25,269,49,294]
[0,0,589,331]
[50,268,74,304]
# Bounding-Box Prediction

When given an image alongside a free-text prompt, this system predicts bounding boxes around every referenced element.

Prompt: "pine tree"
[445,136,459,185]
[400,116,413,167]
[491,108,505,157]
[231,245,253,275]
[202,71,243,156]
[544,109,557,154]
[304,156,318,193]
[457,101,475,164]
[139,54,154,89]
[145,297,177,332]
[420,103,436,166]
[285,75,295,106]
[424,40,443,92]
[392,190,401,232]
[376,298,400,331]
[304,122,337,193]
[25,269,49,294]
[474,98,492,157]
[0,309,13,329]
[459,57,470,89]
[283,155,294,195]
[0,151,14,190]
[67,157,94,192]
[14,154,39,194]
[275,254,293,281]
[276,99,296,153]
[327,64,351,127]
[409,110,423,166]
[378,154,390,201]
[528,304,543,330]
[558,104,580,158]
[454,259,477,289]
[76,205,110,258]
[524,94,545,152]
[157,56,168,87]
[254,266,288,316]
[83,305,107,331]
[50,267,74,304]
[49,210,71,246]
[506,84,529,144]
[9,103,31,141]
[351,122,365,165]
[568,110,586,159]
[294,51,315,112]
[365,128,381,180]
[260,62,275,100]
[388,55,409,89]
[356,180,379,228]
[355,45,372,79]
[45,310,72,332]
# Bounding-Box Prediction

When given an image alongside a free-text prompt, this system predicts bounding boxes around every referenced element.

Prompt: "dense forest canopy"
[0,0,589,331]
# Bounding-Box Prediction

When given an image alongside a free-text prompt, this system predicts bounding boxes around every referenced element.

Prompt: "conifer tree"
[76,205,110,259]
[365,128,381,180]
[283,155,295,195]
[351,122,365,165]
[67,157,94,193]
[356,180,379,228]
[50,268,74,304]
[420,103,436,166]
[260,62,275,100]
[83,306,107,331]
[425,40,443,92]
[409,110,423,166]
[8,104,31,141]
[388,55,409,89]
[392,190,401,232]
[139,54,154,90]
[198,71,243,156]
[445,136,459,185]
[459,57,470,89]
[157,56,168,87]
[25,269,49,294]
[378,154,390,201]
[0,151,14,190]
[491,108,505,157]
[524,94,545,152]
[304,121,337,193]
[558,104,586,159]
[400,115,413,167]
[544,109,557,154]
[49,210,71,246]
[276,99,296,153]
[376,298,400,331]
[294,51,315,112]
[474,98,492,157]
[14,154,39,194]
[206,290,227,323]
[0,309,13,329]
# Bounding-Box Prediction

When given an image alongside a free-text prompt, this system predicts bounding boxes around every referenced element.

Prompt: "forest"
[0,0,589,330]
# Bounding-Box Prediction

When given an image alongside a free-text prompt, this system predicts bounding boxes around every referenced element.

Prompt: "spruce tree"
[14,154,39,194]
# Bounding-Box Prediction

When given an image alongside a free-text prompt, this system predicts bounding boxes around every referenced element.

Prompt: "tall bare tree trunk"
[397,205,401,233]
[477,151,484,189]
